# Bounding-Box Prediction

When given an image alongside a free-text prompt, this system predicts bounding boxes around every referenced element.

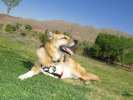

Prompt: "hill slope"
[0,14,129,42]
[0,31,133,100]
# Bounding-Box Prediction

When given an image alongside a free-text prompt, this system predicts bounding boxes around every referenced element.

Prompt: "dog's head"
[47,31,78,55]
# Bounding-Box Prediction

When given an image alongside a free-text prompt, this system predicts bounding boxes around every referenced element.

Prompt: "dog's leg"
[18,70,35,80]
[73,64,99,81]
[18,65,41,80]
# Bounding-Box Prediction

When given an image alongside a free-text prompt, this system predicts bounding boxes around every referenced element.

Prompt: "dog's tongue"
[61,46,74,55]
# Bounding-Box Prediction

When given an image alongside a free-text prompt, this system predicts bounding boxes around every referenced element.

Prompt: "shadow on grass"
[21,60,34,70]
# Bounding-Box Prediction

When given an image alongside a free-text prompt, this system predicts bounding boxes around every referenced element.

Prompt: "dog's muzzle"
[60,40,78,56]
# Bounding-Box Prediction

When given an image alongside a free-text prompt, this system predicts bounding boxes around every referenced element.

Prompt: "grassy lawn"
[0,32,133,100]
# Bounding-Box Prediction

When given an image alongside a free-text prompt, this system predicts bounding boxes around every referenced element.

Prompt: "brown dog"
[18,31,99,81]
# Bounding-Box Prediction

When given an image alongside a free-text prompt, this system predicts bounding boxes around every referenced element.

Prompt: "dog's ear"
[47,31,53,39]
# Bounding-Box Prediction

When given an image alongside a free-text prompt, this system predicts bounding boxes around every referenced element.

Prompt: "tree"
[89,33,133,65]
[1,0,22,14]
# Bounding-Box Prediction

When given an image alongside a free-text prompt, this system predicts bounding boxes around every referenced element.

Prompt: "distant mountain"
[0,14,129,42]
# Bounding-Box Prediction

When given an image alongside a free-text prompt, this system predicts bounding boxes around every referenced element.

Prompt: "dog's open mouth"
[60,45,74,55]
[60,40,78,56]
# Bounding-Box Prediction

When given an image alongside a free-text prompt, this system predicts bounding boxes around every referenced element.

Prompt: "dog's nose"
[74,40,78,44]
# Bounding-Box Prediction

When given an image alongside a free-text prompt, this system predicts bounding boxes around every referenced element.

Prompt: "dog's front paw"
[18,74,26,80]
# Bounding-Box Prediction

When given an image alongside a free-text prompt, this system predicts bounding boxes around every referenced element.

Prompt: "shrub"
[75,41,91,55]
[89,33,133,64]
[89,44,101,57]
[25,24,32,31]
[38,30,48,44]
[123,52,133,65]
[5,24,16,33]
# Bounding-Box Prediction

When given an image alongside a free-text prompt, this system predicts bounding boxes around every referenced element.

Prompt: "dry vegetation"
[0,14,129,42]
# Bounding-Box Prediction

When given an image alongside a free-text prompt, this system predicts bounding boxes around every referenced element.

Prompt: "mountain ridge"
[0,13,129,42]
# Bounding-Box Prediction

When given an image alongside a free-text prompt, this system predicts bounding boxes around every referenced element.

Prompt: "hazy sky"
[0,0,133,34]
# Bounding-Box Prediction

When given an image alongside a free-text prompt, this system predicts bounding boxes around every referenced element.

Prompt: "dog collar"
[52,72,63,78]
[41,65,64,78]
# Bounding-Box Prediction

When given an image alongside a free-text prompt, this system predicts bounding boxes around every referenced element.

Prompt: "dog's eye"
[62,37,67,39]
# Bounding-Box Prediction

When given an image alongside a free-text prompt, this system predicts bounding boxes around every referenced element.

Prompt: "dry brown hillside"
[0,14,129,42]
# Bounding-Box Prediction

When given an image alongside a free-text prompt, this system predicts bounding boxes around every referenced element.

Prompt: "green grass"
[0,32,133,100]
